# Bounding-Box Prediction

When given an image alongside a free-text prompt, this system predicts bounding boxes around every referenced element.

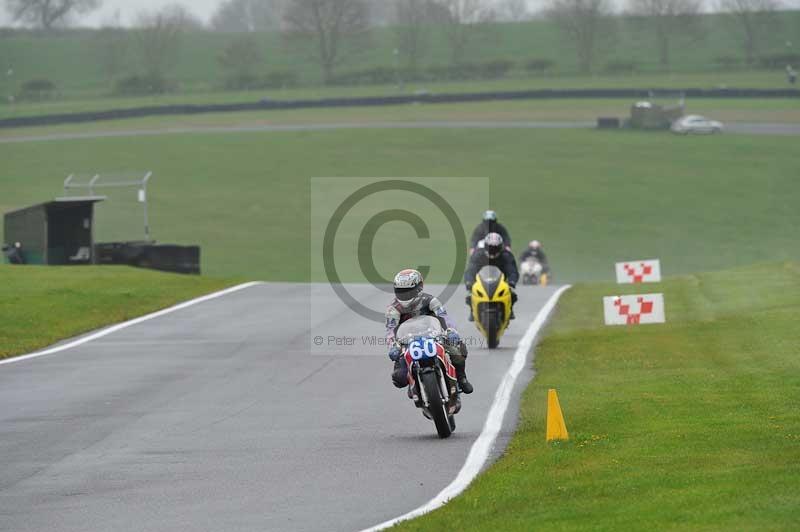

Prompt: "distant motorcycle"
[520,257,548,286]
[396,315,460,439]
[469,265,513,349]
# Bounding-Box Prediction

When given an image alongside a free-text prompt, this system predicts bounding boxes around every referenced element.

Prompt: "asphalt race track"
[0,283,560,532]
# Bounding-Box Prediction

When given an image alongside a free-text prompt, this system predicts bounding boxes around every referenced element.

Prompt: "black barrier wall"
[94,242,201,275]
[1,88,797,129]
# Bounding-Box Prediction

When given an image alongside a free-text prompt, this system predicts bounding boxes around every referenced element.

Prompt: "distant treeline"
[1,5,799,100]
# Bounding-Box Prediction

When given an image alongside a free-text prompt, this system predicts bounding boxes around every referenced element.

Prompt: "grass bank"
[0,265,235,360]
[397,261,800,531]
[1,129,797,281]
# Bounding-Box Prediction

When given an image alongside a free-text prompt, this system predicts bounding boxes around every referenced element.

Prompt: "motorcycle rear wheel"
[421,371,452,439]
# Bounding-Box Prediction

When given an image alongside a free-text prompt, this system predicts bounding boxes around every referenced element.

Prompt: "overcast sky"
[0,0,798,27]
[0,0,223,26]
[2,1,557,27]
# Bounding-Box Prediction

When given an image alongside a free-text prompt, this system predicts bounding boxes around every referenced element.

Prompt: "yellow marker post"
[546,389,569,442]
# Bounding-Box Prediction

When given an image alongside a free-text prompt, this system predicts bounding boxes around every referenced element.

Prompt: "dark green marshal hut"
[3,196,105,265]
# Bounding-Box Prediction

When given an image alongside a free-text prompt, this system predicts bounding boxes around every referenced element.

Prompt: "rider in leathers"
[469,210,512,254]
[464,232,519,319]
[386,269,473,394]
[519,240,550,274]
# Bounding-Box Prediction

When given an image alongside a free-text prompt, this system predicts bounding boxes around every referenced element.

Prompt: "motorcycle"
[521,257,548,286]
[396,315,460,439]
[469,265,513,349]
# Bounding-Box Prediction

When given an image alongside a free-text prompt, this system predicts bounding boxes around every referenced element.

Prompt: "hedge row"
[715,53,800,69]
[12,51,799,98]
[327,60,520,86]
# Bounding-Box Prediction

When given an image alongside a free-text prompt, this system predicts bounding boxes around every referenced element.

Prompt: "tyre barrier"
[597,117,621,129]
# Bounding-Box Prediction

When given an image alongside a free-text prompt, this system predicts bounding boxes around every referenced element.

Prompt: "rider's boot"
[391,360,406,388]
[455,362,474,394]
[510,291,517,320]
[465,295,474,321]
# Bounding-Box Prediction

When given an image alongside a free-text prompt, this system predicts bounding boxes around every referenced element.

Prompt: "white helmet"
[393,269,424,309]
[485,232,504,259]
[529,240,541,249]
[483,210,497,222]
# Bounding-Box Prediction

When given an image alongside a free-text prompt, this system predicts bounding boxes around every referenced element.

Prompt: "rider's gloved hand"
[388,345,402,361]
[447,329,461,347]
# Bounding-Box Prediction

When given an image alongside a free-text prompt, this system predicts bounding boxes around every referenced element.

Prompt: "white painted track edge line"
[361,284,572,532]
[0,281,264,367]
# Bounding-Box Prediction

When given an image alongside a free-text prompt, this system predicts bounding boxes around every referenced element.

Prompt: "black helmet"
[485,232,503,259]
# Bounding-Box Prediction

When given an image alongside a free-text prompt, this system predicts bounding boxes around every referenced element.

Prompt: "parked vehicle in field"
[628,99,684,130]
[671,115,723,135]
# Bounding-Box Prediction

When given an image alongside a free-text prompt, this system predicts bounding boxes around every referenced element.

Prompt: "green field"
[2,128,797,282]
[396,261,800,531]
[0,265,235,359]
[0,11,798,117]
[0,71,795,121]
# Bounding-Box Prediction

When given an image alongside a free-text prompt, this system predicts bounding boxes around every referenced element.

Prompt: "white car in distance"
[671,115,724,135]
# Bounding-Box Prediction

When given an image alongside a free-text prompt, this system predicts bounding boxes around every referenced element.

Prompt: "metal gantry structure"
[63,172,154,242]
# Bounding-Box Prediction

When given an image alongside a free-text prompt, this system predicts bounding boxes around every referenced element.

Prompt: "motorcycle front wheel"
[421,371,452,439]
[482,310,500,349]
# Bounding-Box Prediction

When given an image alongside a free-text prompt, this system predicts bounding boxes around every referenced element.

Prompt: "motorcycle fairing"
[404,340,457,387]
[476,265,503,299]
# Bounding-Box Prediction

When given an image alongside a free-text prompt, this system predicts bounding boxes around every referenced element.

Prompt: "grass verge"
[0,265,236,360]
[396,261,800,531]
